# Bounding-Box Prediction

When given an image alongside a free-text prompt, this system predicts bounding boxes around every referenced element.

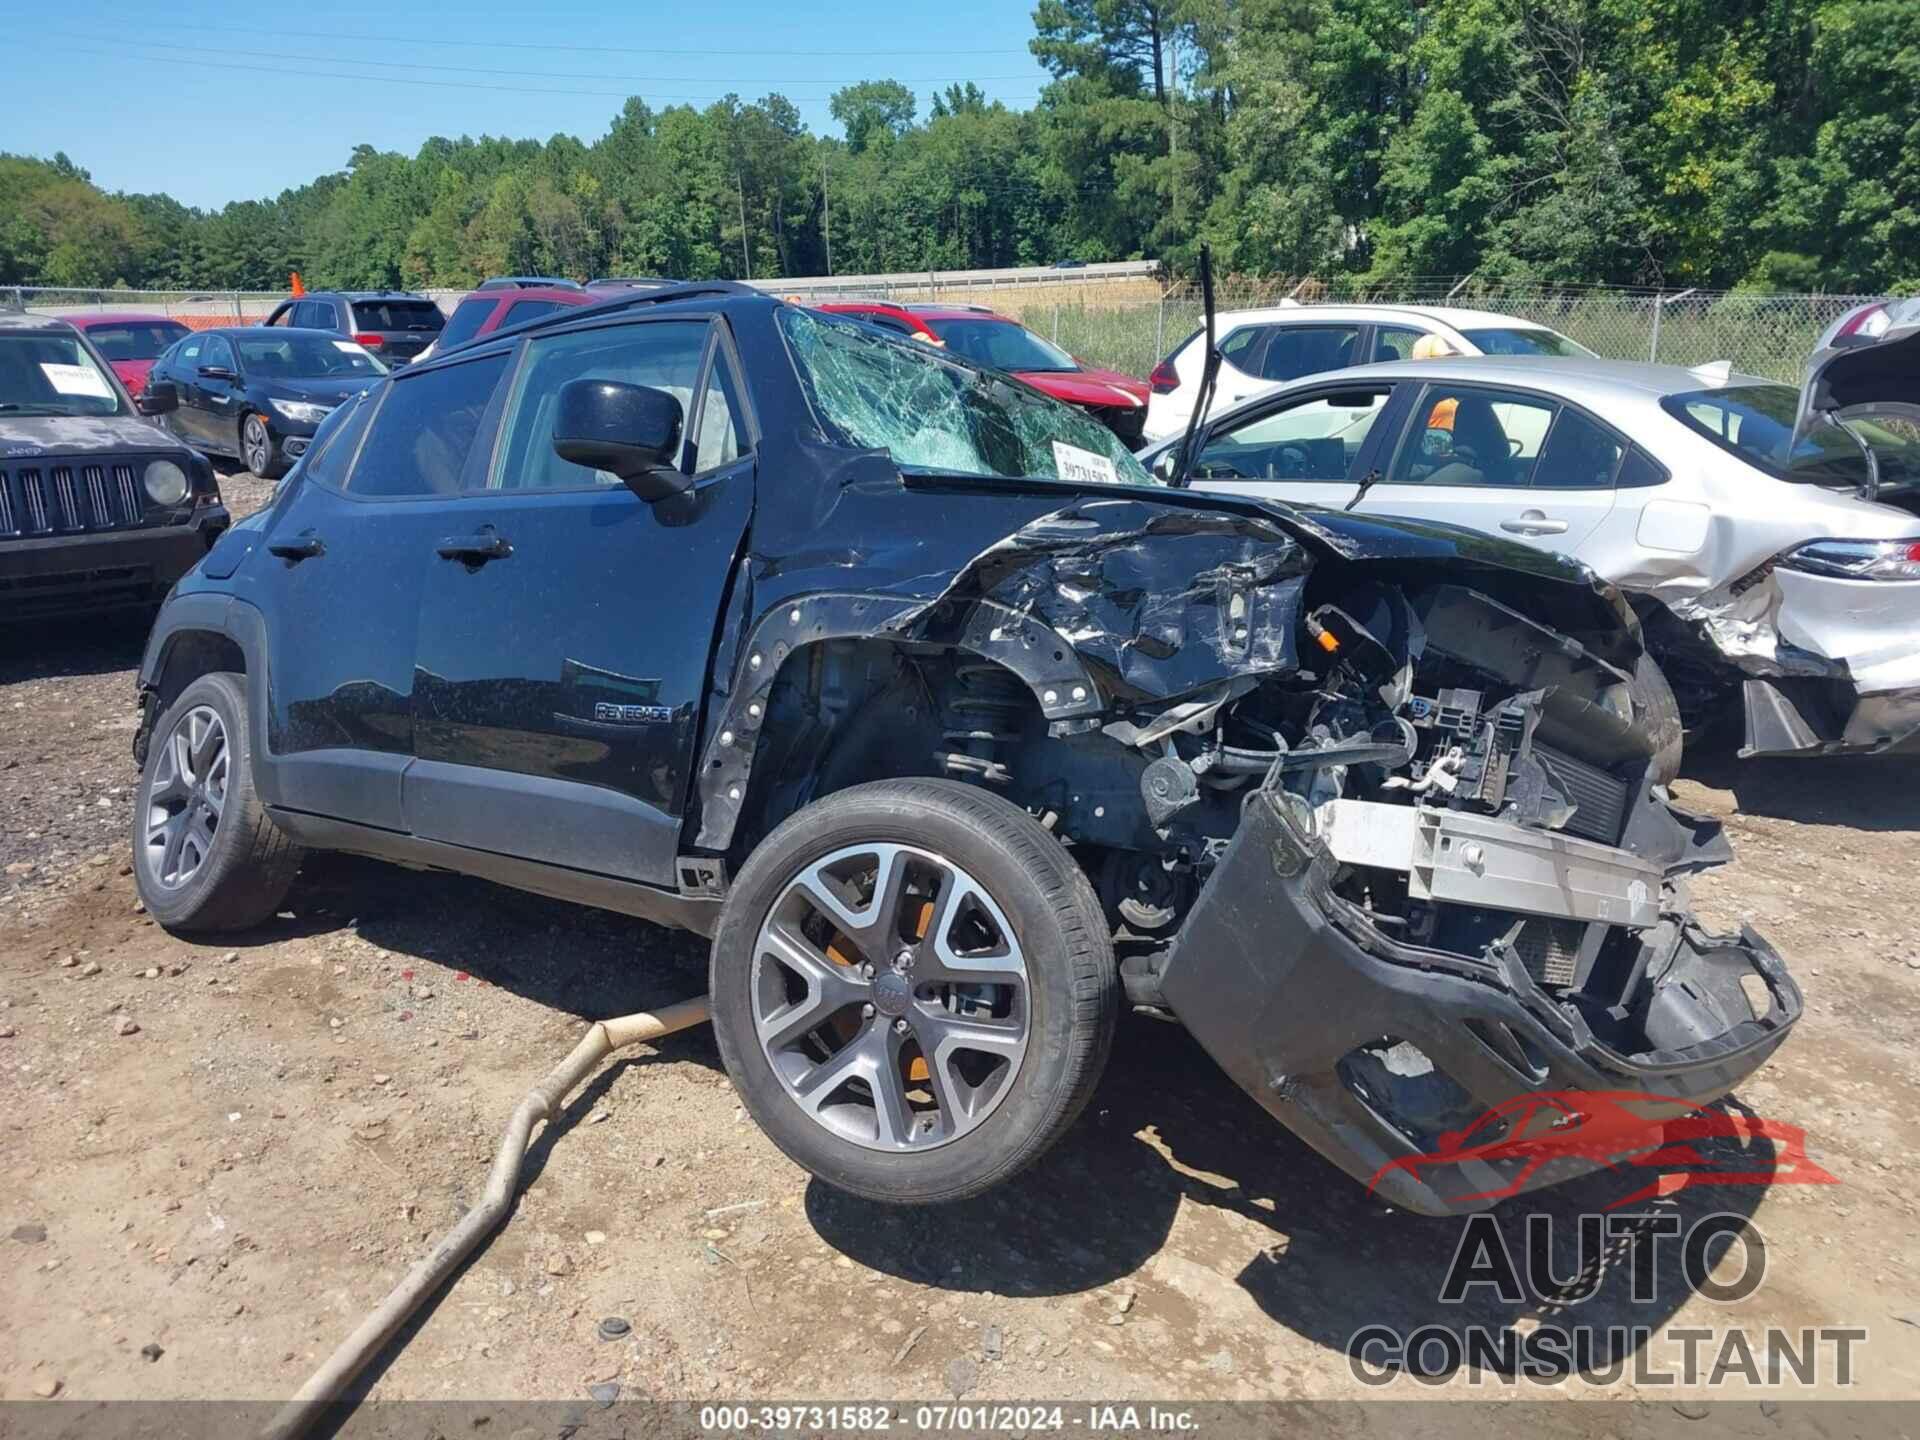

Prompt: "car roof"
[63,311,187,327]
[300,290,433,301]
[1213,303,1556,333]
[478,276,581,289]
[461,286,591,306]
[1323,353,1776,399]
[820,301,1009,323]
[427,280,765,356]
[196,325,346,340]
[0,312,77,334]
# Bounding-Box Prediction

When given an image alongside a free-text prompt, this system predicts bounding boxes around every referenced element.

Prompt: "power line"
[90,19,1038,57]
[34,28,1044,87]
[55,43,1048,104]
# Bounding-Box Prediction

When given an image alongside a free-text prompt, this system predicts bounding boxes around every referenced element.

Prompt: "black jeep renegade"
[132,284,1800,1215]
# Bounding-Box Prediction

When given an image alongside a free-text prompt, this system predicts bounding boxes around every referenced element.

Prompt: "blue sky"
[4,0,1056,210]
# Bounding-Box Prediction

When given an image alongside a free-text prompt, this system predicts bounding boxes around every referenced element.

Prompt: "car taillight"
[351,333,384,348]
[1149,360,1180,394]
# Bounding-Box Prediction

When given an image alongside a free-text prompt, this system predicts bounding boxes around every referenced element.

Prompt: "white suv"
[1141,303,1592,443]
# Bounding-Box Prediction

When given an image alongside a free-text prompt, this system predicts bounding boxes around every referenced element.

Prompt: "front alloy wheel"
[131,670,303,933]
[143,704,228,890]
[711,778,1116,1204]
[754,842,1030,1151]
[242,413,281,478]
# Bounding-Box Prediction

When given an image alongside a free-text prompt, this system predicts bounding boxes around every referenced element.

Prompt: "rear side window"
[346,354,509,497]
[1256,326,1361,382]
[1218,325,1265,371]
[301,389,376,490]
[351,300,444,333]
[1371,327,1426,361]
[294,300,335,330]
[438,298,496,352]
[503,299,563,327]
[1616,446,1669,489]
[1534,408,1625,489]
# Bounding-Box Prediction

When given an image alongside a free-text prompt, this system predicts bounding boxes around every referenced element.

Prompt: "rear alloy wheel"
[241,413,287,479]
[711,779,1116,1203]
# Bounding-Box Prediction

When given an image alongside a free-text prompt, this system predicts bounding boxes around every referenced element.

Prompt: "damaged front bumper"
[1157,787,1802,1216]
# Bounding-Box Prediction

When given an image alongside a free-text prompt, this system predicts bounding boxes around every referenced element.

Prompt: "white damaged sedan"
[1139,306,1920,759]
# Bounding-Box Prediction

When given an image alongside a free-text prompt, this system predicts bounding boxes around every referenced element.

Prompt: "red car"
[61,312,192,396]
[1368,1090,1838,1212]
[429,284,597,359]
[817,302,1151,445]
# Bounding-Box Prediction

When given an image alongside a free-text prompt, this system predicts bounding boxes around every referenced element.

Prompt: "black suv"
[263,290,444,368]
[131,285,1801,1216]
[0,313,227,620]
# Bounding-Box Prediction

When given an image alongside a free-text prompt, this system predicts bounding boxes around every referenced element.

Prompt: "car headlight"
[1777,538,1920,580]
[269,398,334,424]
[143,459,189,506]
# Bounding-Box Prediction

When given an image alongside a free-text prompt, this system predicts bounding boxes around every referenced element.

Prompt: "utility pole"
[821,153,833,276]
[736,173,752,281]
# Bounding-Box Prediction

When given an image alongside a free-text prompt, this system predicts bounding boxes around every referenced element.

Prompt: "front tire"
[241,412,288,479]
[133,671,303,932]
[711,779,1117,1204]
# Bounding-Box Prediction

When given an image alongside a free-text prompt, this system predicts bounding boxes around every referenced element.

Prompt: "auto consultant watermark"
[1348,1210,1865,1388]
[1348,1092,1855,1390]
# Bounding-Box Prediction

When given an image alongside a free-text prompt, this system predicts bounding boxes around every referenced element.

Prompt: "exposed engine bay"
[696,493,1800,1214]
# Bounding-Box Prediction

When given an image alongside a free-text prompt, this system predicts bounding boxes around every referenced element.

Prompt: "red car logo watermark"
[1368,1090,1838,1210]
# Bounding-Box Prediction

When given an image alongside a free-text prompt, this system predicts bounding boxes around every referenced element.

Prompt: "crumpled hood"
[1013,368,1149,410]
[0,412,186,458]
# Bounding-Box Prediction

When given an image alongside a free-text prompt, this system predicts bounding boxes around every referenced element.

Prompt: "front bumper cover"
[0,508,229,620]
[1158,788,1802,1216]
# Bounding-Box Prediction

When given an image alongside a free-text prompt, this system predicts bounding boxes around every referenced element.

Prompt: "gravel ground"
[3,474,1919,1413]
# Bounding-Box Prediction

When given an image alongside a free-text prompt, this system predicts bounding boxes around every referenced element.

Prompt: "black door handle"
[436,528,512,564]
[267,534,325,561]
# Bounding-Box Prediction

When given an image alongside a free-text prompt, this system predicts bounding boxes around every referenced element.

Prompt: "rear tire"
[1633,652,1684,787]
[132,671,303,932]
[711,779,1117,1204]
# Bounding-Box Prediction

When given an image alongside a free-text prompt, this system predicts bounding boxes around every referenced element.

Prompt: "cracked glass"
[779,307,1159,487]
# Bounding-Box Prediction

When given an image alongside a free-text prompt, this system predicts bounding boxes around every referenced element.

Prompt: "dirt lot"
[4,471,1919,1413]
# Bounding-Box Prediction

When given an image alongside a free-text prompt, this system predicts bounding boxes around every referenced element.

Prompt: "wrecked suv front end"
[705,300,1800,1212]
[1148,583,1800,1215]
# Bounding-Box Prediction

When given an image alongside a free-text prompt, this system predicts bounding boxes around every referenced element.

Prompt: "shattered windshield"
[780,307,1158,486]
[1665,383,1920,489]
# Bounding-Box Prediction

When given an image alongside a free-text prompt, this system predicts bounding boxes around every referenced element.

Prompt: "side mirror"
[197,365,237,383]
[552,378,687,502]
[136,381,179,415]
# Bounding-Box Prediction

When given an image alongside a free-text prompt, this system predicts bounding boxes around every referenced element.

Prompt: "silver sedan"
[1139,338,1920,758]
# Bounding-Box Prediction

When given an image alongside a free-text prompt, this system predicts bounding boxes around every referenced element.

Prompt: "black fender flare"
[690,590,1104,851]
[137,592,284,807]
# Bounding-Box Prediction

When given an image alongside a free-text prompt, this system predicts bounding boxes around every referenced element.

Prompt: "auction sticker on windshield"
[1051,441,1119,485]
[40,363,113,398]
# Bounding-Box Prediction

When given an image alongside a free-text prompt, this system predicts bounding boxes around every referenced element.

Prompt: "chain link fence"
[6,277,1882,384]
[1044,281,1884,384]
